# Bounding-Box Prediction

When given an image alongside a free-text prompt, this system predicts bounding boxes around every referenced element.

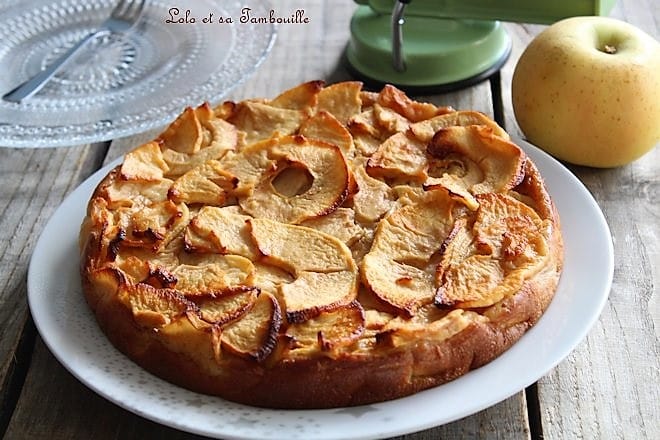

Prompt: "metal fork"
[3,0,146,103]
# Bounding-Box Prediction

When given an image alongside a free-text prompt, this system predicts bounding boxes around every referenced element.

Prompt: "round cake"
[79,81,563,409]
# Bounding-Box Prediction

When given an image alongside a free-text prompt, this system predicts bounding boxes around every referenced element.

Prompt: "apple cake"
[79,81,563,409]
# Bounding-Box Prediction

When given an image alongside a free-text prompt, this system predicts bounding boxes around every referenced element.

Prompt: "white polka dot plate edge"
[28,139,613,440]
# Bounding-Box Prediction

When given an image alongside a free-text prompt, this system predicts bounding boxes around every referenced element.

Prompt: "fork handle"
[3,31,101,103]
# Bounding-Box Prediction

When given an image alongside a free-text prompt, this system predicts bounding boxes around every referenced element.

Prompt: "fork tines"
[112,0,146,21]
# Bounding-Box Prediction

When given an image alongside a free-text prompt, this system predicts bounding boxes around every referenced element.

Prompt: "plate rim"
[27,137,614,439]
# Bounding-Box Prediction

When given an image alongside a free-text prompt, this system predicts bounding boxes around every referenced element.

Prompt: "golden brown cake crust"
[79,82,563,409]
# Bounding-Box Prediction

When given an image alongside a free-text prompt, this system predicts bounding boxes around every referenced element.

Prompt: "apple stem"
[602,44,617,54]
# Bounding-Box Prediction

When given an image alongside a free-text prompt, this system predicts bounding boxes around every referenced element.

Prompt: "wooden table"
[1,1,657,438]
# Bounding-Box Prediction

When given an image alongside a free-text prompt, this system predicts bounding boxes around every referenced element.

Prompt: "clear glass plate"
[0,0,276,148]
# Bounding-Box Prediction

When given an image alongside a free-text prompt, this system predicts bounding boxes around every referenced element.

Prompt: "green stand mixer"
[346,0,616,92]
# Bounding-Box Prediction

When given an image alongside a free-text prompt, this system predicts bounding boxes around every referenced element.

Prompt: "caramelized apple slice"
[410,110,509,143]
[193,286,258,325]
[158,103,238,177]
[161,117,238,177]
[280,270,359,323]
[358,90,379,109]
[220,136,302,195]
[213,100,236,120]
[113,240,179,285]
[248,218,358,323]
[159,107,203,154]
[472,193,549,263]
[143,264,180,289]
[249,218,354,272]
[299,110,355,157]
[300,207,364,246]
[362,190,456,315]
[435,255,507,308]
[349,227,375,265]
[168,160,237,205]
[378,309,484,349]
[183,226,215,254]
[511,159,554,220]
[227,100,306,145]
[427,126,526,194]
[220,292,282,362]
[119,200,189,252]
[222,135,350,224]
[348,108,381,138]
[435,193,549,308]
[252,262,294,294]
[243,159,347,224]
[347,107,392,157]
[286,301,365,352]
[353,133,383,157]
[316,81,363,124]
[121,142,169,181]
[376,84,453,122]
[114,254,150,283]
[351,157,396,223]
[185,206,258,258]
[195,103,237,149]
[172,254,255,295]
[270,80,324,111]
[424,147,486,210]
[361,253,435,316]
[126,200,182,239]
[436,218,474,264]
[118,283,190,328]
[423,174,480,211]
[100,169,172,209]
[367,132,428,182]
[373,103,411,133]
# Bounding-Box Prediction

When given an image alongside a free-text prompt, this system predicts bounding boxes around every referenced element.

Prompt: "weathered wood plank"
[500,0,660,438]
[393,394,530,440]
[0,143,106,433]
[538,144,660,438]
[538,141,660,440]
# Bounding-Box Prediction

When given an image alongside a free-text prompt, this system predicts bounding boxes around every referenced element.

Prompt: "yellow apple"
[512,16,660,167]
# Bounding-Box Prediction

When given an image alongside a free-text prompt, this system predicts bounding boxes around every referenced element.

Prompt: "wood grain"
[0,143,106,433]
